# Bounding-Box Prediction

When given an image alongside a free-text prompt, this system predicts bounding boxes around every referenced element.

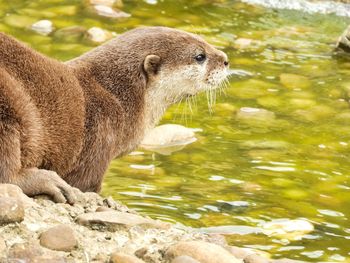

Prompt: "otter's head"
[118,27,229,105]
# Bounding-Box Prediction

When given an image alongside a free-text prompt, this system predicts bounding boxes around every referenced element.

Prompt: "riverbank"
[0,184,303,263]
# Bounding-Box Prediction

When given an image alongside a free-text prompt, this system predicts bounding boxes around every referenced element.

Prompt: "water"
[1,0,350,261]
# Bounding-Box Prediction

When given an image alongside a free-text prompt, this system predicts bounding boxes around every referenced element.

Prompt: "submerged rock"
[336,25,350,53]
[87,27,113,43]
[261,219,314,240]
[280,73,311,89]
[31,20,54,35]
[93,4,130,18]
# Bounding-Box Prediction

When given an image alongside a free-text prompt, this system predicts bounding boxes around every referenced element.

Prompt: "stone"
[236,107,276,124]
[76,211,169,231]
[141,124,199,155]
[261,219,314,240]
[40,225,77,252]
[336,25,350,53]
[244,254,269,263]
[166,241,241,263]
[110,252,145,263]
[171,255,200,263]
[93,5,130,18]
[280,73,311,89]
[90,0,123,7]
[87,27,113,43]
[0,197,25,224]
[0,184,35,208]
[8,243,44,260]
[31,20,54,35]
[0,237,6,255]
[272,259,306,263]
[228,246,254,259]
[54,26,86,41]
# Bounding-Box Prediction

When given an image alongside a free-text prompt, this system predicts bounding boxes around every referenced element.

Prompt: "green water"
[1,0,350,261]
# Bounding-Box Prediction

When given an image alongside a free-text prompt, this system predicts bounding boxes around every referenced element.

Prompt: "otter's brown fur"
[0,27,228,203]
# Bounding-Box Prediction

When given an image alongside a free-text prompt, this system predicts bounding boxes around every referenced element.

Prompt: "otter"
[0,26,229,204]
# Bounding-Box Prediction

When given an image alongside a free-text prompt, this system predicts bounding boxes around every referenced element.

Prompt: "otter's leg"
[0,124,76,204]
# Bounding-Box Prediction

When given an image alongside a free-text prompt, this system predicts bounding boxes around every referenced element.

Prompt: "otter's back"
[0,32,85,174]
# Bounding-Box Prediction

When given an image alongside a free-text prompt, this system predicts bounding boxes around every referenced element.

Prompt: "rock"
[87,27,113,43]
[76,211,169,231]
[110,252,145,263]
[141,124,200,155]
[166,241,241,263]
[228,246,254,259]
[280,73,311,89]
[0,237,6,255]
[90,0,123,7]
[0,184,35,208]
[244,254,269,263]
[93,5,130,18]
[171,255,200,263]
[31,20,54,35]
[336,25,350,53]
[272,259,306,263]
[8,243,44,260]
[40,225,77,252]
[54,26,86,41]
[261,219,314,240]
[4,14,36,28]
[236,107,276,124]
[0,197,25,224]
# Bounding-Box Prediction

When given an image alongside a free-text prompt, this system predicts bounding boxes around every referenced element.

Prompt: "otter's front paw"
[17,169,76,205]
[336,26,350,53]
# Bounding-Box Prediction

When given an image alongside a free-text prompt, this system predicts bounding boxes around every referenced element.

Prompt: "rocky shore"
[0,184,304,263]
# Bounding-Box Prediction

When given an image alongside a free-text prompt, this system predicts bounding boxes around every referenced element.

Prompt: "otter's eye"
[194,54,206,63]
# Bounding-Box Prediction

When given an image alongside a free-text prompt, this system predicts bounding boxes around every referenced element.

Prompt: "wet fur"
[0,27,227,197]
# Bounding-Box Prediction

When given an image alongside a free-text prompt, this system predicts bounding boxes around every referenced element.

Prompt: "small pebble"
[40,225,77,252]
[93,5,130,18]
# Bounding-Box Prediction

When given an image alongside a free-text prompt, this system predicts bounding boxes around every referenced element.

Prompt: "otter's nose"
[224,60,229,67]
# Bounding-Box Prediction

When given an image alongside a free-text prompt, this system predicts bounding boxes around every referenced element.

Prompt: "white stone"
[87,27,111,43]
[31,20,53,35]
[141,124,199,155]
[262,219,314,240]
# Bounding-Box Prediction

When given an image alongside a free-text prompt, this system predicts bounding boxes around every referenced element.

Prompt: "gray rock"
[76,211,169,231]
[336,25,350,53]
[166,241,241,263]
[244,254,269,263]
[171,255,201,263]
[110,252,145,263]
[40,225,77,252]
[0,197,25,224]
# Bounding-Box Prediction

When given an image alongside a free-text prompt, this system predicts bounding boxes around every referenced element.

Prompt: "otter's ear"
[144,55,161,75]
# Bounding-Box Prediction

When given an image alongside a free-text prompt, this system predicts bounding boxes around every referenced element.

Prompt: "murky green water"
[1,0,350,261]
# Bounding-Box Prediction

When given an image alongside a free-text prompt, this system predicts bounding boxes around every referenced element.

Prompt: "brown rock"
[110,252,145,263]
[0,184,35,208]
[166,241,241,263]
[76,211,169,231]
[0,197,25,224]
[96,206,115,212]
[8,243,44,260]
[244,254,269,263]
[0,238,6,259]
[171,255,201,263]
[40,225,77,252]
[228,246,253,259]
